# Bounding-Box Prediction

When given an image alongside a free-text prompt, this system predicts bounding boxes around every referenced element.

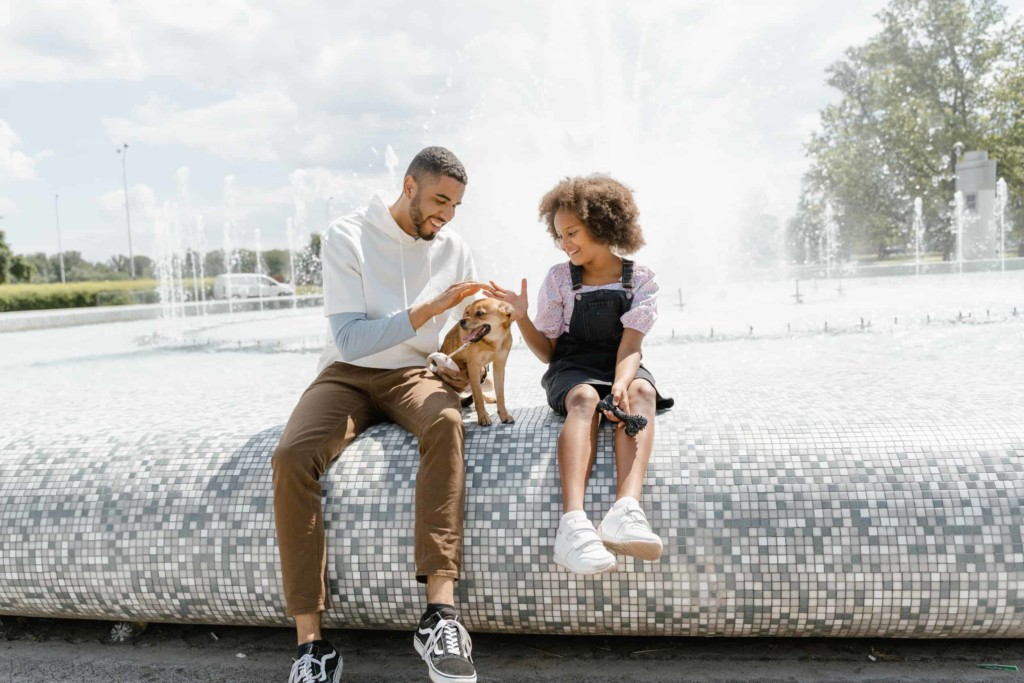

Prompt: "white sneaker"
[597,497,664,561]
[553,510,617,575]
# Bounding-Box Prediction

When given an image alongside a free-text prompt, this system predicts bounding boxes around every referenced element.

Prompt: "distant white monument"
[955,150,998,259]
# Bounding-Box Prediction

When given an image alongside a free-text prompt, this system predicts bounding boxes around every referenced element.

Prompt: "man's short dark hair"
[406,146,468,186]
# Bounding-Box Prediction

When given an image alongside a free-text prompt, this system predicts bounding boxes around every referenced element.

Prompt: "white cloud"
[102,84,434,167]
[0,197,17,215]
[123,0,272,39]
[8,0,1024,263]
[103,91,299,162]
[0,119,39,182]
[288,167,393,205]
[813,2,889,61]
[797,112,822,139]
[0,0,276,83]
[0,0,144,82]
[97,183,156,215]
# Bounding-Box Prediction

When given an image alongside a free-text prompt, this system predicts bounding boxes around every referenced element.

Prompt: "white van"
[213,273,296,299]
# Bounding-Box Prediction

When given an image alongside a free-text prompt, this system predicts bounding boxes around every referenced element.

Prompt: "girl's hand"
[485,279,529,322]
[602,381,631,425]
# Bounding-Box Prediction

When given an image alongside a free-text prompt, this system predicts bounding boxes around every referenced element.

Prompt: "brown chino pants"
[271,362,466,617]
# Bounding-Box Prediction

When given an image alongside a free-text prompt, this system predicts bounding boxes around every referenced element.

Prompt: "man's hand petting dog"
[409,280,486,330]
[435,365,470,393]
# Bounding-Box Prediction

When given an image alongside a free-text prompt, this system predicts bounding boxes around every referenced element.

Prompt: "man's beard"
[409,194,438,241]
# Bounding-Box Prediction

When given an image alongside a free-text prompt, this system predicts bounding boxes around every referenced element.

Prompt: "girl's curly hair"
[538,174,645,254]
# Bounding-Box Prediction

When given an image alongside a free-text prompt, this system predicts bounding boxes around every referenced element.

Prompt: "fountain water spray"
[194,215,207,312]
[385,145,400,192]
[153,201,187,338]
[822,201,839,279]
[285,218,298,310]
[913,197,925,276]
[177,167,202,306]
[995,178,1008,273]
[223,176,240,311]
[254,228,264,313]
[953,190,964,275]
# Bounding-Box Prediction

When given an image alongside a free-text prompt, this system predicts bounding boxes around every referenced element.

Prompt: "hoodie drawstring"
[400,236,437,325]
[399,238,409,309]
[427,243,436,325]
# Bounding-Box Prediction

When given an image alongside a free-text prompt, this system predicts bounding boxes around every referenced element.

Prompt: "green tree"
[0,229,11,284]
[797,0,1024,258]
[8,255,35,283]
[296,234,322,286]
[263,249,290,281]
[787,183,824,263]
[24,252,54,282]
[736,193,784,268]
[132,255,154,279]
[237,249,257,273]
[203,249,226,277]
[983,38,1024,236]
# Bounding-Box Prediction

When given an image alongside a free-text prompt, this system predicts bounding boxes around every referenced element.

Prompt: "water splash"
[953,191,964,275]
[913,197,924,276]
[822,201,839,279]
[385,145,400,193]
[223,176,240,309]
[177,166,202,305]
[153,200,187,338]
[995,178,1008,273]
[285,217,298,310]
[194,215,207,312]
[254,228,265,313]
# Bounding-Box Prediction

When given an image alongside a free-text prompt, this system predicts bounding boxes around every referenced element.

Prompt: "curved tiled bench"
[1,405,1022,637]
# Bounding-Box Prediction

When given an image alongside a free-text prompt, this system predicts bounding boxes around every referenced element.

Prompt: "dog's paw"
[476,413,492,426]
[499,412,515,424]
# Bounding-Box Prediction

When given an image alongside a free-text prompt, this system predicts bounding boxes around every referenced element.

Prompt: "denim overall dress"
[541,259,674,415]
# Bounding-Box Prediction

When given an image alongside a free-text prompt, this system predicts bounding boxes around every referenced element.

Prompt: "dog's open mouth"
[465,324,491,343]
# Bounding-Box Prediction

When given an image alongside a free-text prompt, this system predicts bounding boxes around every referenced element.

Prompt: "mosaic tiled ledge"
[1,405,1022,637]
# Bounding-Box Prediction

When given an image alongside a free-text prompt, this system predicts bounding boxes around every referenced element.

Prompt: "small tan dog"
[437,297,515,426]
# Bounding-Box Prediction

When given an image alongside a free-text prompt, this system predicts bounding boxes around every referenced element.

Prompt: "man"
[272,146,483,683]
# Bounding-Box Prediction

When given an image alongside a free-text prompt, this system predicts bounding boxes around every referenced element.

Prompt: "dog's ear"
[440,324,463,355]
[498,302,514,328]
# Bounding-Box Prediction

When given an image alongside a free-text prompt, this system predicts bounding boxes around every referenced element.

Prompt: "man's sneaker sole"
[413,636,478,683]
[552,552,618,575]
[599,536,664,561]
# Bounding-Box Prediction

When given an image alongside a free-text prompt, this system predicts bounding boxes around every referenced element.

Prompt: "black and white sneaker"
[288,639,343,683]
[413,608,477,683]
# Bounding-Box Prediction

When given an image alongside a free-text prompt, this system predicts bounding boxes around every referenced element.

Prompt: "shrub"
[0,280,161,312]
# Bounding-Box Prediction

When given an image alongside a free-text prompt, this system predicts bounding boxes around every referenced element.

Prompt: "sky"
[1,0,1022,287]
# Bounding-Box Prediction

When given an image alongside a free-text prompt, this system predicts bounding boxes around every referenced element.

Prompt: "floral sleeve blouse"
[532,261,659,339]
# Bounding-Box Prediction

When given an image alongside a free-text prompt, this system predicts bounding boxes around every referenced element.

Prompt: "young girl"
[488,174,673,575]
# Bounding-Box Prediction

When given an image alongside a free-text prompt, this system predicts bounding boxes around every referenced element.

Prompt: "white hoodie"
[318,194,476,371]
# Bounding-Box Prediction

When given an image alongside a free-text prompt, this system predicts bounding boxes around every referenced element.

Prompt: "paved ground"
[1,616,1022,682]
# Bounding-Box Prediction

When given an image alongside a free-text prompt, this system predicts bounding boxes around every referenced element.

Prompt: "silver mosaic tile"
[2,397,1022,636]
[2,316,1023,635]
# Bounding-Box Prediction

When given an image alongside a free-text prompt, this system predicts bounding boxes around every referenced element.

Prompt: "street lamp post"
[54,193,66,284]
[116,143,136,279]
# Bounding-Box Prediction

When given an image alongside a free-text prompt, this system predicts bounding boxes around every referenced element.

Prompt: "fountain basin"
[2,293,1023,637]
[2,319,1023,636]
